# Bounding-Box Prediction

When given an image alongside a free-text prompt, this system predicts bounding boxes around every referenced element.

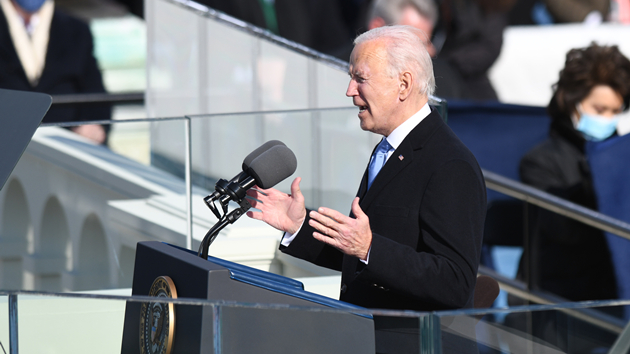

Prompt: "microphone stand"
[198,197,252,260]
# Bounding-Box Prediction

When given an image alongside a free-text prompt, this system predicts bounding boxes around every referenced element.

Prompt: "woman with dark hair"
[519,43,630,302]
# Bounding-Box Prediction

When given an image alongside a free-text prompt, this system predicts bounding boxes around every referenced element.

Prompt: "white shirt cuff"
[360,246,371,264]
[280,221,304,247]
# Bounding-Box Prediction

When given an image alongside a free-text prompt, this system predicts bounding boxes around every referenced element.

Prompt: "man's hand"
[309,197,372,260]
[71,124,106,145]
[246,177,306,234]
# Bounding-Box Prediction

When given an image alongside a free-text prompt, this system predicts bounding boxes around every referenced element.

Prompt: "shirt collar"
[2,0,42,36]
[384,102,431,150]
[24,14,40,35]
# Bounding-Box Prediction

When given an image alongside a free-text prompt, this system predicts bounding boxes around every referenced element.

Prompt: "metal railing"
[50,92,144,106]
[481,169,630,334]
[478,265,627,334]
[483,169,630,241]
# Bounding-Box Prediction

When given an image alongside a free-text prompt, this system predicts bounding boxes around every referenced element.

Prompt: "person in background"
[193,0,354,61]
[0,0,111,144]
[544,0,609,23]
[432,0,514,100]
[367,0,438,56]
[519,43,630,304]
[366,0,472,99]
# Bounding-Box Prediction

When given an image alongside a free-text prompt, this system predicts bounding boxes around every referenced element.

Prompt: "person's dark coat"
[518,108,617,302]
[0,7,111,125]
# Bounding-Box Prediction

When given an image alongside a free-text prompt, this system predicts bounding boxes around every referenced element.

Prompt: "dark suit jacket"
[281,109,487,312]
[0,7,110,125]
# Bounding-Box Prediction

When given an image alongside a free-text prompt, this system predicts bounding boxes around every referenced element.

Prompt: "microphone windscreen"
[242,140,286,171]
[248,145,297,189]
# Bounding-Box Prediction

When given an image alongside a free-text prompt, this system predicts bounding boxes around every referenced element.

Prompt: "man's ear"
[399,71,413,101]
[368,17,386,30]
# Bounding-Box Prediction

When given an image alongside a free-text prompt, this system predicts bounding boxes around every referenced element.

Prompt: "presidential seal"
[140,276,177,354]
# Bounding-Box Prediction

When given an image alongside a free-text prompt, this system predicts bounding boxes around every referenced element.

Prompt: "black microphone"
[204,140,286,209]
[217,144,297,204]
[204,142,297,216]
[242,140,286,171]
[199,142,297,258]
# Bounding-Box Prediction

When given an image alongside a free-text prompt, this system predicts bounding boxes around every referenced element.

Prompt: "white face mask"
[572,104,620,141]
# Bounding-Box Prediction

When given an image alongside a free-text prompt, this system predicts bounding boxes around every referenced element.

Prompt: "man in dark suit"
[0,0,111,144]
[246,25,486,352]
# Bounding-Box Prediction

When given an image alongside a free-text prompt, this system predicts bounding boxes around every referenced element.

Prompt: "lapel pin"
[398,155,404,161]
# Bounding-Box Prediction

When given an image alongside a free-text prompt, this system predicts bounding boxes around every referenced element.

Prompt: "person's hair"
[549,43,630,120]
[368,0,438,27]
[354,25,435,97]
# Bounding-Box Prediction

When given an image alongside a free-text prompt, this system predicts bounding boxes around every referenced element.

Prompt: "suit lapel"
[358,110,445,209]
[0,8,29,84]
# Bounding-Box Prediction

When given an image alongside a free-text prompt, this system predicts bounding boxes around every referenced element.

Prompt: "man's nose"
[346,80,357,97]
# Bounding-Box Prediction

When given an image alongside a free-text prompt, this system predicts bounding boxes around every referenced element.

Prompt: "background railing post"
[185,116,193,250]
[420,314,441,354]
[9,293,18,354]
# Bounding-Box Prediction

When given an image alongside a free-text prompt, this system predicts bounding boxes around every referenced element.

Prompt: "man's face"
[346,40,402,136]
[399,6,436,57]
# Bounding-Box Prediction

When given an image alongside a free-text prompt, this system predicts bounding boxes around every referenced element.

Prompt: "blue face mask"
[14,0,46,13]
[575,111,619,142]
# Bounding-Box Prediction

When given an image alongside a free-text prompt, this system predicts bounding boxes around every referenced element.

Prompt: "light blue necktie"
[367,139,393,189]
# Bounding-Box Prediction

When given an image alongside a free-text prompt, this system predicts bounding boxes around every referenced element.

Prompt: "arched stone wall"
[24,196,70,292]
[0,179,31,289]
[75,214,110,291]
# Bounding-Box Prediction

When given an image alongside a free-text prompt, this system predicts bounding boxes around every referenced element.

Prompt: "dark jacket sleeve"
[279,210,345,272]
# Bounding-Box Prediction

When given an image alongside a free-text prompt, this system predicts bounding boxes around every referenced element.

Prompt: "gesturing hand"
[246,177,306,235]
[309,197,372,260]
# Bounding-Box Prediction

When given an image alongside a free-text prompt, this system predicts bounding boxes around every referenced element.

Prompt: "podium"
[121,241,375,353]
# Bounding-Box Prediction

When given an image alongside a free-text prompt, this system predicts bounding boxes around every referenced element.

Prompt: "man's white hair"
[354,25,435,97]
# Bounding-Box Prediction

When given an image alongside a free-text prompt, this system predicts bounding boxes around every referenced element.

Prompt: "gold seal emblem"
[140,276,177,354]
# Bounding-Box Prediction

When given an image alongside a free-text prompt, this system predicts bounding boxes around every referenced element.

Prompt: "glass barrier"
[145,0,352,119]
[187,108,376,210]
[431,300,630,354]
[0,295,8,353]
[17,293,127,353]
[0,291,421,354]
[1,290,629,353]
[183,108,380,277]
[0,118,189,293]
[145,0,447,121]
